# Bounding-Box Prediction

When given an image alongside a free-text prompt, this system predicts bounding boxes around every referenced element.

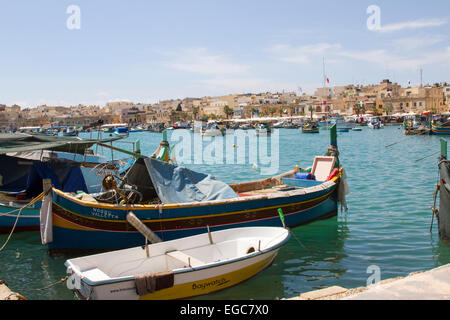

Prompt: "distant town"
[1,79,450,131]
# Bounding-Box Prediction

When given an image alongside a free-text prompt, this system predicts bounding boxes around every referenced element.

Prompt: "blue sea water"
[1,126,449,300]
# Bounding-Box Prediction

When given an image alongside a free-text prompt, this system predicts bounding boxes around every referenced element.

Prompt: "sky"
[0,0,449,107]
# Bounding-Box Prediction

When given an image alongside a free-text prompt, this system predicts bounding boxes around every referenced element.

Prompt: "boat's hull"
[302,128,319,134]
[431,125,450,135]
[0,203,40,232]
[74,247,279,300]
[48,180,339,251]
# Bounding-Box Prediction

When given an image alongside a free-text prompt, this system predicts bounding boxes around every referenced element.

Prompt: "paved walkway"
[289,264,450,300]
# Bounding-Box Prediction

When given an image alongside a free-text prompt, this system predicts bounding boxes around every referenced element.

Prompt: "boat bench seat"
[166,250,205,268]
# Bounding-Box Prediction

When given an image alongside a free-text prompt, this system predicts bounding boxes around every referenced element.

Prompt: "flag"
[326,77,330,84]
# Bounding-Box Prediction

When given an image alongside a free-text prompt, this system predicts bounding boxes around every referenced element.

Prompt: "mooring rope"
[430,183,440,232]
[0,192,45,252]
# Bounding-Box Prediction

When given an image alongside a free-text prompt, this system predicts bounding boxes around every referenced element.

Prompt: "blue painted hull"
[48,179,340,251]
[0,203,40,232]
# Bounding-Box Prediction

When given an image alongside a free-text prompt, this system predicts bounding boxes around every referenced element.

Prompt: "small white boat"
[367,117,384,129]
[65,226,290,300]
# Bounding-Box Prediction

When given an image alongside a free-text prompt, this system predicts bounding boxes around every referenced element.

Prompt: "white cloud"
[269,43,342,64]
[377,18,447,33]
[391,35,445,50]
[96,91,111,97]
[165,48,250,75]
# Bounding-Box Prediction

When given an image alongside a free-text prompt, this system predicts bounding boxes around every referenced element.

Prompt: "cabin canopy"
[0,133,122,155]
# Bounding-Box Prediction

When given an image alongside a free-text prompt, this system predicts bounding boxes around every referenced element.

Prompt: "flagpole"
[323,57,326,89]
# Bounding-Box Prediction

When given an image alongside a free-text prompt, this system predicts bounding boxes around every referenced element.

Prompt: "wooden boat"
[65,226,290,300]
[352,127,362,132]
[302,121,319,134]
[63,127,79,136]
[42,125,348,252]
[114,127,129,137]
[331,115,354,132]
[0,134,128,233]
[367,117,384,129]
[431,121,450,135]
[254,123,271,136]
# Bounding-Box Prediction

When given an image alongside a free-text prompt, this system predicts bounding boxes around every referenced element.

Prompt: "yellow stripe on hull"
[137,254,276,300]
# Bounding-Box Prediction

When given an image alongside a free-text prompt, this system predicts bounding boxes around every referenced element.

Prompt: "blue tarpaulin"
[25,162,88,197]
[63,166,89,194]
[144,158,237,204]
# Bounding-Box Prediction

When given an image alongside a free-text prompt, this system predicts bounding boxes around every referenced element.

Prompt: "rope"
[430,183,440,232]
[289,229,310,251]
[0,192,45,252]
[34,275,69,291]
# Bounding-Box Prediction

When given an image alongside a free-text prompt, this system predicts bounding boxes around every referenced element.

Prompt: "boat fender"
[326,168,339,181]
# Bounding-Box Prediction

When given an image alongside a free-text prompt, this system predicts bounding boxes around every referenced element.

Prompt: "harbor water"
[1,126,450,300]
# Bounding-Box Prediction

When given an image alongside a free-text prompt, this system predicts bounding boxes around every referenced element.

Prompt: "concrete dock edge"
[288,264,450,300]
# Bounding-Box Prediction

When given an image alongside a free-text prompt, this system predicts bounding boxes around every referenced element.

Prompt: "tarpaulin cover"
[25,162,88,197]
[142,157,237,204]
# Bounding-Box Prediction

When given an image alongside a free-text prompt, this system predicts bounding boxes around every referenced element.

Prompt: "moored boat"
[0,133,129,233]
[65,226,290,300]
[114,127,129,137]
[254,123,271,136]
[42,125,348,252]
[431,120,450,135]
[367,117,384,129]
[302,121,319,134]
[331,115,355,132]
[63,127,79,136]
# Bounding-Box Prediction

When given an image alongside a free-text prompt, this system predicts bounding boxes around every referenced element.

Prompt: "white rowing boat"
[65,226,290,300]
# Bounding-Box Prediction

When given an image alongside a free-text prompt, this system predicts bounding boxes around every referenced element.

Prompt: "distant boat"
[130,126,144,133]
[255,123,271,135]
[64,227,290,300]
[114,127,129,136]
[63,127,79,136]
[172,122,191,130]
[202,122,225,136]
[367,117,384,129]
[331,115,354,132]
[302,121,319,134]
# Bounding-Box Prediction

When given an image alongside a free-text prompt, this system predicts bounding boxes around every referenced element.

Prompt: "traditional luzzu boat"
[65,226,290,300]
[431,120,450,135]
[302,121,319,134]
[0,133,129,233]
[42,125,348,252]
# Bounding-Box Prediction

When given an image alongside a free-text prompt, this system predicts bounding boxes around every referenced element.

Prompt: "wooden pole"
[126,211,161,244]
[42,179,52,195]
[330,124,337,148]
[207,225,213,244]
